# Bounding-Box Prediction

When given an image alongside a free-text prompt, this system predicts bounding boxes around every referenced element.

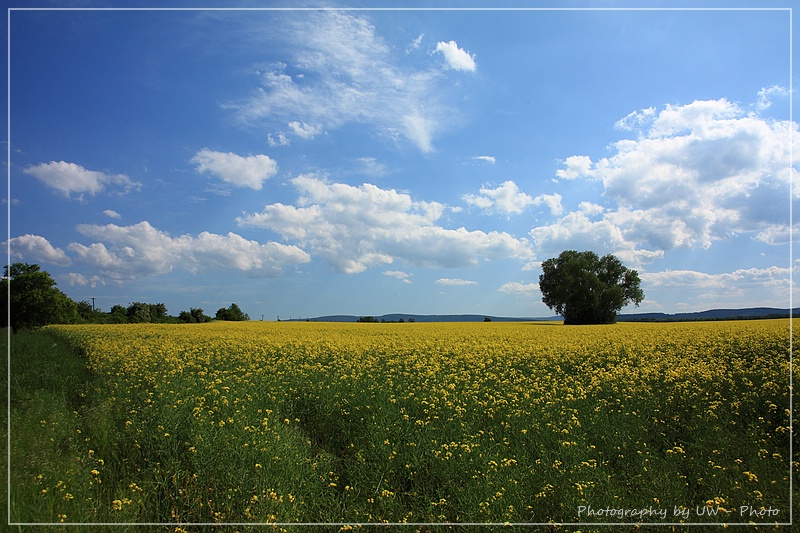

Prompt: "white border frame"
[5,4,794,529]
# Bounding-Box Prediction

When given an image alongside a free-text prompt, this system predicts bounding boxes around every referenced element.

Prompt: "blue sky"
[5,1,799,319]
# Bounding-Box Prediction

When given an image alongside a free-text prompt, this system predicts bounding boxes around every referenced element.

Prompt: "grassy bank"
[7,322,798,531]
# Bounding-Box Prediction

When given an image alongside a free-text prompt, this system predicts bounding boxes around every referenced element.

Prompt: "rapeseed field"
[10,320,795,530]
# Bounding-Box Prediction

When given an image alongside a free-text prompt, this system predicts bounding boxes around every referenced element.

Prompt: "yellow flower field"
[16,320,796,528]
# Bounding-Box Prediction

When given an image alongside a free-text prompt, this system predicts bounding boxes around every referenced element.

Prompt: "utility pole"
[91,297,95,312]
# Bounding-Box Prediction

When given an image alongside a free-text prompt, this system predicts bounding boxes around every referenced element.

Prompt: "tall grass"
[7,321,797,532]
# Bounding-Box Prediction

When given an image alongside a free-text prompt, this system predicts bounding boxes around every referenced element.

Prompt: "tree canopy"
[1,262,78,332]
[215,303,249,321]
[538,250,644,325]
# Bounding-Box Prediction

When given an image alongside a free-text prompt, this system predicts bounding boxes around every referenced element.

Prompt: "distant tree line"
[2,262,251,332]
[357,316,415,323]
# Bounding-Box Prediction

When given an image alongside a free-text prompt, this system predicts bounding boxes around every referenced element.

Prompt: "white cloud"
[406,33,424,53]
[436,278,477,286]
[434,40,477,72]
[238,174,533,274]
[288,121,322,139]
[578,201,604,216]
[614,106,656,132]
[24,161,140,199]
[192,149,278,190]
[756,85,790,111]
[385,270,412,283]
[67,221,310,282]
[640,264,797,309]
[230,11,460,153]
[543,95,799,260]
[755,223,800,245]
[7,234,71,266]
[530,210,664,266]
[356,157,389,178]
[62,272,104,288]
[463,180,535,215]
[498,281,539,296]
[402,113,436,154]
[103,209,122,219]
[532,193,564,216]
[472,155,496,164]
[555,155,594,180]
[267,132,290,147]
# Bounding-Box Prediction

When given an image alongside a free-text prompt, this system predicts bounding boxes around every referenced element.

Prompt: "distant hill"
[302,307,798,323]
[618,307,800,322]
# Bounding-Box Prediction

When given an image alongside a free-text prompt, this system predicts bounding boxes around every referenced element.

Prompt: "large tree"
[2,262,78,332]
[538,250,644,325]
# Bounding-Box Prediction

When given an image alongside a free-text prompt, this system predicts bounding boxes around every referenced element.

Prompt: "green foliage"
[126,302,151,323]
[178,307,212,323]
[357,315,379,323]
[215,303,249,321]
[108,305,128,324]
[2,262,79,332]
[539,250,644,325]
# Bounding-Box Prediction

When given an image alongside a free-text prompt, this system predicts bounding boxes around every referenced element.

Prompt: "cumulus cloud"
[103,209,122,219]
[434,40,477,72]
[238,174,533,274]
[230,11,466,153]
[530,210,664,266]
[532,193,564,216]
[436,278,477,286]
[555,155,594,180]
[7,234,71,266]
[472,155,496,164]
[542,95,799,261]
[192,149,278,190]
[24,161,141,199]
[463,181,535,215]
[67,221,310,282]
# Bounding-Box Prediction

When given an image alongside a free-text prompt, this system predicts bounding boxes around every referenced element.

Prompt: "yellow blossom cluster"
[46,319,792,524]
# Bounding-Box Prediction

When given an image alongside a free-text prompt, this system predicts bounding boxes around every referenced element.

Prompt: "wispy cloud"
[228,11,469,153]
[385,270,413,283]
[436,278,477,286]
[406,33,424,53]
[756,85,790,111]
